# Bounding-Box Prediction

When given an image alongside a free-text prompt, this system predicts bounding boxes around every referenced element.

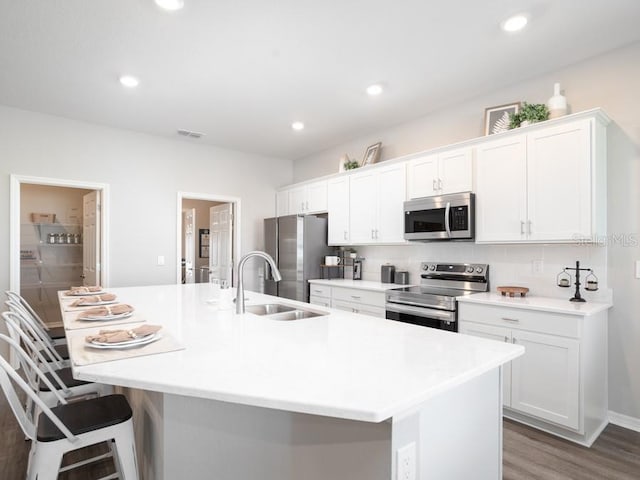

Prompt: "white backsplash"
[351,242,611,302]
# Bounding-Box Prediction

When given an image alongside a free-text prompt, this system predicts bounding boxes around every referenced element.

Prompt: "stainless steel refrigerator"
[264,215,331,302]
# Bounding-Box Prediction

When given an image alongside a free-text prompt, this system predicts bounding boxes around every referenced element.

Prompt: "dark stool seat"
[47,326,66,340]
[37,394,133,442]
[54,343,69,360]
[40,367,91,392]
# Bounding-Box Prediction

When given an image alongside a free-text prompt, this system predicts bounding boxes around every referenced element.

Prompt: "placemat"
[59,295,119,312]
[68,323,184,366]
[64,311,147,330]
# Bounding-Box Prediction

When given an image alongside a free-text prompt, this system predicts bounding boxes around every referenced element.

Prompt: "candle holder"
[562,261,595,302]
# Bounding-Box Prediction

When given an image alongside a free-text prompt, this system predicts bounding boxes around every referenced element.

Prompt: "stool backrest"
[0,333,76,442]
[5,290,50,332]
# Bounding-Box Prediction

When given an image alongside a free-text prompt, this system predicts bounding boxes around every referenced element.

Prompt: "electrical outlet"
[397,442,416,480]
[532,259,544,274]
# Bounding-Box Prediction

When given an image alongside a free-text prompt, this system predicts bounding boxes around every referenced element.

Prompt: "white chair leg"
[27,442,64,480]
[112,421,139,480]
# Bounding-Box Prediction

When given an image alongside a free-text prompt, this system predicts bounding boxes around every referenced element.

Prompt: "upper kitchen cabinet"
[407,147,472,199]
[349,163,407,244]
[276,180,328,217]
[475,112,609,243]
[327,176,350,245]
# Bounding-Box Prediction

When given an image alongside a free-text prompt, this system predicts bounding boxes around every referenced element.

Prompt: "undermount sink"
[245,303,327,320]
[245,304,296,315]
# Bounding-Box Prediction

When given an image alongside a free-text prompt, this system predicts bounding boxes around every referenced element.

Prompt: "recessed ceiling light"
[502,14,528,32]
[119,75,139,88]
[154,0,184,11]
[291,121,305,131]
[366,84,384,96]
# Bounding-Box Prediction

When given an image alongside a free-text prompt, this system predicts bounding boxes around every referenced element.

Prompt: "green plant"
[343,159,359,170]
[509,102,549,128]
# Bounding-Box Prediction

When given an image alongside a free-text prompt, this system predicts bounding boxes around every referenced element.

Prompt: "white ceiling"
[1,1,639,160]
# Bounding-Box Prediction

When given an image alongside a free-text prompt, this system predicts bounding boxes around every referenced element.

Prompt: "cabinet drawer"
[459,303,580,338]
[309,295,331,308]
[309,284,331,298]
[331,287,385,308]
[332,299,386,318]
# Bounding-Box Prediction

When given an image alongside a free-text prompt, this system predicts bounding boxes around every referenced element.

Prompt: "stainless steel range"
[385,262,489,332]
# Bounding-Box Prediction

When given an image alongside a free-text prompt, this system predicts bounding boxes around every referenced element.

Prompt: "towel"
[70,293,117,306]
[66,286,103,295]
[77,304,134,319]
[85,324,162,344]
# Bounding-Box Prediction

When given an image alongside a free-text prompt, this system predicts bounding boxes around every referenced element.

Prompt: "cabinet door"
[349,171,377,244]
[306,180,328,214]
[276,190,289,217]
[376,163,407,243]
[527,120,592,241]
[288,186,307,215]
[510,330,580,430]
[407,154,438,199]
[439,147,473,194]
[459,322,512,406]
[327,177,350,245]
[475,135,528,242]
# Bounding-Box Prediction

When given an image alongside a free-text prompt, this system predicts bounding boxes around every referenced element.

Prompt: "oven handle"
[385,303,456,321]
[444,201,451,238]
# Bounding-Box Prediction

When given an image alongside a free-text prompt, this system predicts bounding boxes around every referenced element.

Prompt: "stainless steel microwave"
[403,192,475,241]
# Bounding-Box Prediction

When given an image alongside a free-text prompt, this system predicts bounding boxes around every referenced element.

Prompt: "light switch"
[636,260,640,279]
[157,255,165,266]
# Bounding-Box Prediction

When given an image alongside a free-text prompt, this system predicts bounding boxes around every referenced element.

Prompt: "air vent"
[177,129,206,139]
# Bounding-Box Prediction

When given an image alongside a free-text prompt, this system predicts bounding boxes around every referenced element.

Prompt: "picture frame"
[361,142,382,166]
[484,102,521,136]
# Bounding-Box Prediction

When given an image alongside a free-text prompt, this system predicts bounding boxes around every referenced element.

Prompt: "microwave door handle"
[444,202,451,238]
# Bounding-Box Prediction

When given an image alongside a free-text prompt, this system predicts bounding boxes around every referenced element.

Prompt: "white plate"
[66,290,106,296]
[78,311,134,321]
[74,300,117,307]
[86,334,161,349]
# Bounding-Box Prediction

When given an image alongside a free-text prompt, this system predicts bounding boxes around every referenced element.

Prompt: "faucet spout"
[236,251,281,314]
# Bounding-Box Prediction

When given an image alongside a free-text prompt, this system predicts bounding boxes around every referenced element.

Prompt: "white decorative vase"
[548,82,568,119]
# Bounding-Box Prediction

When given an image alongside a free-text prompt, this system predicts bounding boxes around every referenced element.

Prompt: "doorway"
[177,192,241,286]
[9,175,110,326]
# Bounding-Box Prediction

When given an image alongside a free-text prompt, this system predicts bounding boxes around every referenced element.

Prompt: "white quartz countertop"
[457,292,612,316]
[308,278,412,291]
[69,284,522,423]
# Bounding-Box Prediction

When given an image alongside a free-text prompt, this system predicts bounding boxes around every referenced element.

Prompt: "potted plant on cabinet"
[509,102,550,129]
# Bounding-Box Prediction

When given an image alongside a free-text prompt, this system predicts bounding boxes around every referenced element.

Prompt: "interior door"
[183,208,196,284]
[82,191,101,286]
[209,203,233,285]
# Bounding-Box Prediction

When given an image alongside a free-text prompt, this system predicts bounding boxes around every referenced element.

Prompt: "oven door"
[385,303,457,332]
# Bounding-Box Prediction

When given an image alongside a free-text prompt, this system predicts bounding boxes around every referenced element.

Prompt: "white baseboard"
[609,411,640,432]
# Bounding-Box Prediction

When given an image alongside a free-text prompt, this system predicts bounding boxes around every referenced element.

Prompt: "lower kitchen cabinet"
[308,283,386,318]
[458,300,608,446]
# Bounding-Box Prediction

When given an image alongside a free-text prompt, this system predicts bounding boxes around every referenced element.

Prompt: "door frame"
[9,174,110,292]
[176,192,241,286]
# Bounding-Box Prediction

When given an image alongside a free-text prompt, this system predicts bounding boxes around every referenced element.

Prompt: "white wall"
[0,105,293,294]
[293,42,640,421]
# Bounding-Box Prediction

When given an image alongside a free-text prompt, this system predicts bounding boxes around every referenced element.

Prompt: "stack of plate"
[86,333,161,350]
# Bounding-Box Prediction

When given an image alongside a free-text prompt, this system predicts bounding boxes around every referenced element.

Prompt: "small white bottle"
[548,82,567,119]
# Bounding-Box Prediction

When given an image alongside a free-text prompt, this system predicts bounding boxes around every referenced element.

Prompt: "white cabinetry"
[459,300,608,446]
[349,163,406,244]
[277,180,328,217]
[475,117,607,243]
[407,147,472,199]
[308,282,387,318]
[327,177,350,245]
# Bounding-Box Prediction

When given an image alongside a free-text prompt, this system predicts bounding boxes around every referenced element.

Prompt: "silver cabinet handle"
[301,201,305,211]
[371,229,375,239]
[306,200,309,210]
[351,295,361,299]
[375,229,379,239]
[313,289,323,294]
[520,221,525,235]
[504,336,509,342]
[432,179,437,191]
[343,230,348,240]
[512,337,518,344]
[528,220,532,235]
[501,317,520,323]
[438,178,443,190]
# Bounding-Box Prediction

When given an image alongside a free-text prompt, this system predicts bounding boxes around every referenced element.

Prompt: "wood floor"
[1,390,639,479]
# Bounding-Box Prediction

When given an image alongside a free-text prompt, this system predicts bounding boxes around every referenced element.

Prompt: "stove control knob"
[429,264,436,271]
[475,266,484,273]
[466,266,474,273]
[422,264,429,271]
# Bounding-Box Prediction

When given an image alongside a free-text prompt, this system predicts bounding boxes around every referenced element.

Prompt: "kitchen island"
[64,283,523,480]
